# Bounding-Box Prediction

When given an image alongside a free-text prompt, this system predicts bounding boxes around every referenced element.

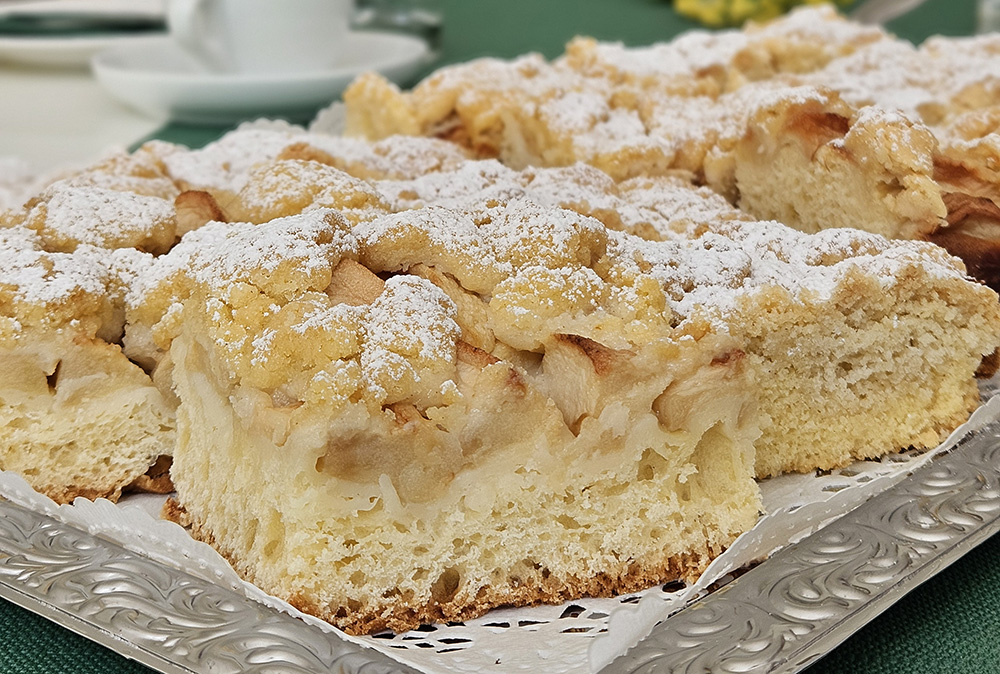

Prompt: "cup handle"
[166,0,225,70]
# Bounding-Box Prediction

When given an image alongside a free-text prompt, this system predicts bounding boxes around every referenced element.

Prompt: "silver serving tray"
[2,416,1000,674]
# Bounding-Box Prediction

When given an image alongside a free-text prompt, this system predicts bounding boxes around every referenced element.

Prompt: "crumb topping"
[0,226,117,337]
[23,184,176,254]
[356,198,609,295]
[610,220,966,322]
[138,209,354,308]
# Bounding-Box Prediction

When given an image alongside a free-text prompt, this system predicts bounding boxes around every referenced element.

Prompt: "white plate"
[91,32,431,125]
[0,0,164,68]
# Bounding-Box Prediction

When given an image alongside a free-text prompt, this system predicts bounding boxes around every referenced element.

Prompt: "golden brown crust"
[186,514,718,635]
[321,550,713,635]
[161,496,193,527]
[125,455,174,495]
[976,348,1000,379]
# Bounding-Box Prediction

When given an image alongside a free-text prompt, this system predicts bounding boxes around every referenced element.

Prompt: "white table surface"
[0,62,164,176]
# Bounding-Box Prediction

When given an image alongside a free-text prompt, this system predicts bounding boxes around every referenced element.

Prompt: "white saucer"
[0,33,164,69]
[91,32,431,125]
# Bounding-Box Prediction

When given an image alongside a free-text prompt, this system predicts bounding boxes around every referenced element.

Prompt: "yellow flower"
[675,0,852,27]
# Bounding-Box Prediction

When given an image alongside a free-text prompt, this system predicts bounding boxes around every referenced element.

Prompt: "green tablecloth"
[2,1,995,672]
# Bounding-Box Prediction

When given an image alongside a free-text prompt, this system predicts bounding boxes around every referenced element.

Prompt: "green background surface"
[1,1,996,673]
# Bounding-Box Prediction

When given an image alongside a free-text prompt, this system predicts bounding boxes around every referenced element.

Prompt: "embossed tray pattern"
[2,414,1000,673]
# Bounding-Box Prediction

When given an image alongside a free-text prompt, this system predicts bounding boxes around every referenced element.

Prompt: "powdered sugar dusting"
[919,33,1000,104]
[135,209,355,308]
[544,94,662,160]
[568,29,747,82]
[665,83,828,145]
[616,175,750,239]
[357,196,609,297]
[109,247,157,299]
[376,159,523,212]
[361,275,460,400]
[291,134,472,180]
[609,217,964,324]
[746,4,886,50]
[29,185,174,250]
[356,207,501,280]
[160,125,472,199]
[0,226,112,307]
[161,126,307,194]
[372,156,743,244]
[430,53,582,106]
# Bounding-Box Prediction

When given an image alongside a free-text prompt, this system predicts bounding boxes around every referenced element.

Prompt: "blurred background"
[0,0,986,167]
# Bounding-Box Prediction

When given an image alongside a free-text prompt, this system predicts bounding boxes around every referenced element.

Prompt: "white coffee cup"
[166,0,354,74]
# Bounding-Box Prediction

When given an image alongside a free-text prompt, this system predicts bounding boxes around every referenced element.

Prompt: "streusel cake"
[0,227,174,502]
[341,6,1000,292]
[113,119,1000,485]
[146,176,999,632]
[0,151,181,502]
[145,205,761,634]
[2,4,1000,637]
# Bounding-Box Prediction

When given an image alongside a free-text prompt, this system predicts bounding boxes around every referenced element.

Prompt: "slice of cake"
[0,227,175,502]
[0,150,184,503]
[147,160,1000,634]
[150,204,761,635]
[340,7,887,182]
[360,155,1000,476]
[731,95,947,241]
[565,4,885,87]
[608,221,1000,478]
